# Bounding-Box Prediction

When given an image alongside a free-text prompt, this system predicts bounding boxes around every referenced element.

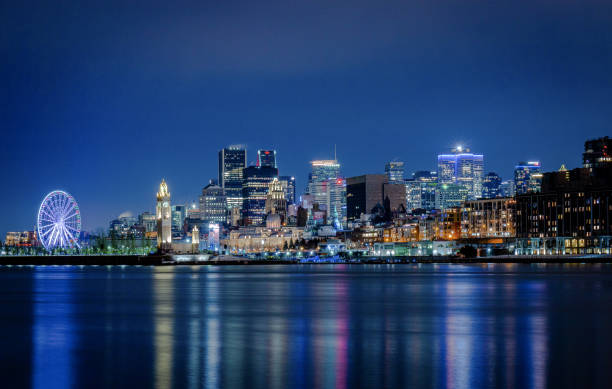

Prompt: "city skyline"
[2,1,612,236]
[0,138,597,237]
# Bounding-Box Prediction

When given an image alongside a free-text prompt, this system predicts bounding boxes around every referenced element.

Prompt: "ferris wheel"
[37,190,81,251]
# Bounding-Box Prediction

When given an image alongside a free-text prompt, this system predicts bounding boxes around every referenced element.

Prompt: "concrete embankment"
[1,254,611,266]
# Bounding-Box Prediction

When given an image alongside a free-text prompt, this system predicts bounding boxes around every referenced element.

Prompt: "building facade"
[242,165,279,226]
[257,149,277,168]
[346,174,387,221]
[435,183,469,210]
[199,182,227,224]
[278,175,296,205]
[482,172,502,199]
[385,161,405,183]
[514,161,542,195]
[437,147,484,199]
[156,179,172,249]
[218,146,247,211]
[307,160,346,227]
[461,197,515,238]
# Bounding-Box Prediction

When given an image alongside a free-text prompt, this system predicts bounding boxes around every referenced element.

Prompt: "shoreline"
[0,254,611,266]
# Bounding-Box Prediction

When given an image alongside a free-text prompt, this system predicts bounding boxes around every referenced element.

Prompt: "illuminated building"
[199,182,227,224]
[461,197,515,238]
[257,149,277,168]
[500,179,516,197]
[222,226,304,253]
[435,183,469,210]
[307,160,346,227]
[405,171,437,211]
[138,212,157,233]
[265,177,288,223]
[278,176,296,205]
[242,165,278,226]
[4,231,37,247]
[482,172,502,198]
[171,205,186,233]
[516,138,612,255]
[156,179,172,249]
[437,146,484,199]
[218,145,247,211]
[514,161,542,195]
[436,208,462,240]
[385,161,405,183]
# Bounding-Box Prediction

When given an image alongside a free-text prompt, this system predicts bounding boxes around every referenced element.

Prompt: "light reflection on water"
[0,264,610,388]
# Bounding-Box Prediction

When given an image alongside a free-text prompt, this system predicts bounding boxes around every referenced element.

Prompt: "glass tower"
[218,146,247,211]
[307,160,346,227]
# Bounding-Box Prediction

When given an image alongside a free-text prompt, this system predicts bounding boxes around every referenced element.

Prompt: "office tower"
[435,183,469,210]
[405,171,437,211]
[500,179,516,197]
[278,176,296,205]
[383,182,407,214]
[138,212,157,233]
[257,149,277,168]
[385,161,405,183]
[346,174,387,220]
[307,160,346,227]
[482,172,502,199]
[199,181,227,224]
[218,146,247,210]
[514,161,542,195]
[265,178,288,222]
[437,147,484,199]
[242,165,279,226]
[171,205,185,233]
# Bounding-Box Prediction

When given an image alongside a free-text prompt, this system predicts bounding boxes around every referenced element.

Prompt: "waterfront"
[2,264,612,388]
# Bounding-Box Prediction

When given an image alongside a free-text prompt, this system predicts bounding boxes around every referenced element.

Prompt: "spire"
[157,179,170,200]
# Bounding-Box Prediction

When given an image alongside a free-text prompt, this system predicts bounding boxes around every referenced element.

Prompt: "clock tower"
[156,179,172,250]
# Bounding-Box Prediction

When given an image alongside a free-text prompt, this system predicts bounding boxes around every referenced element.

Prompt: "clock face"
[163,202,169,207]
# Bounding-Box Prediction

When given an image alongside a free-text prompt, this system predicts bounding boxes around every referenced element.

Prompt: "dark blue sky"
[2,0,611,235]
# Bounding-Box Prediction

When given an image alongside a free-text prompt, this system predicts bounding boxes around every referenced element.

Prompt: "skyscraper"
[199,182,227,224]
[218,146,247,211]
[242,165,279,226]
[307,160,346,227]
[482,172,502,199]
[514,161,542,195]
[583,136,611,169]
[405,171,437,211]
[346,174,387,221]
[257,149,277,168]
[278,175,296,205]
[385,161,405,183]
[156,179,171,249]
[437,147,484,199]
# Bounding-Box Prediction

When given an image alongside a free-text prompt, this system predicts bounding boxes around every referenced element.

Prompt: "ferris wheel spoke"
[39,225,55,238]
[64,224,79,233]
[40,209,56,221]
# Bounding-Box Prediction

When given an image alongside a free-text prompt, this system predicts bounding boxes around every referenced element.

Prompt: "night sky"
[2,0,611,236]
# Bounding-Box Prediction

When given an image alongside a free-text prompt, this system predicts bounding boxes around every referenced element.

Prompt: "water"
[2,264,612,389]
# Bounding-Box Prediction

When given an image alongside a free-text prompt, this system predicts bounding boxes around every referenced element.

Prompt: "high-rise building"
[500,179,516,197]
[437,147,484,199]
[242,165,279,226]
[171,205,186,233]
[278,176,296,205]
[307,160,346,227]
[346,174,387,221]
[405,171,437,211]
[219,146,247,211]
[200,182,227,224]
[385,161,405,184]
[482,172,502,199]
[257,149,277,168]
[156,179,172,249]
[435,183,469,210]
[138,212,157,233]
[514,161,542,195]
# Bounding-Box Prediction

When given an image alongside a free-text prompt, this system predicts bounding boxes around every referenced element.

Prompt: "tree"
[459,245,477,258]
